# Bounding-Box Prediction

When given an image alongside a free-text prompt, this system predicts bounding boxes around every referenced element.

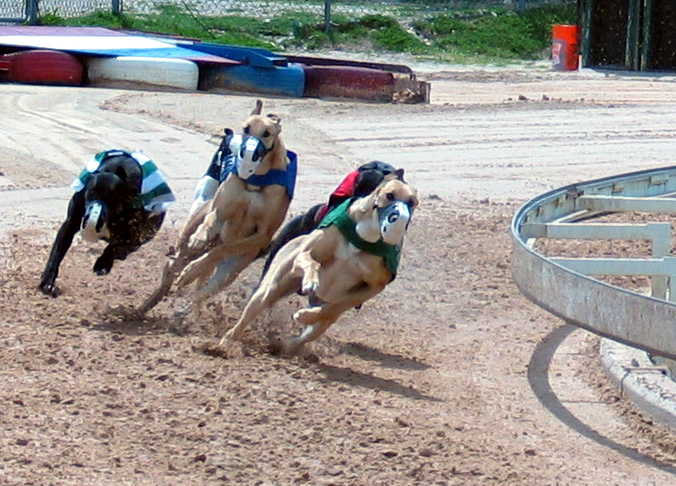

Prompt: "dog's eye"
[263,130,270,138]
[244,126,250,135]
[386,192,395,201]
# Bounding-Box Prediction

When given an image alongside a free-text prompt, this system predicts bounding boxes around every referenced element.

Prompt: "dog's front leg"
[291,250,320,296]
[93,241,138,275]
[188,209,222,252]
[288,228,336,296]
[93,245,116,275]
[39,191,85,296]
[178,251,257,307]
[187,179,241,252]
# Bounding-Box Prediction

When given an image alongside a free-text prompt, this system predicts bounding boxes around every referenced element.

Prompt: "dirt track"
[2,60,676,485]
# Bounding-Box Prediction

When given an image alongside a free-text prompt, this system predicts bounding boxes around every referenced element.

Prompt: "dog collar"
[227,150,298,199]
[318,199,401,279]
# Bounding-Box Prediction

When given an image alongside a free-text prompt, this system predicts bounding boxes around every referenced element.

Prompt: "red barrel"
[551,24,578,71]
[0,49,84,85]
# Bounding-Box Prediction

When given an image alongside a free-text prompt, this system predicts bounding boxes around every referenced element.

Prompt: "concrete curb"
[600,338,676,429]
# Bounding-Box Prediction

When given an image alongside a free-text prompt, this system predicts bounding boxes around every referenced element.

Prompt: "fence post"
[25,0,38,23]
[324,0,331,32]
[112,0,121,15]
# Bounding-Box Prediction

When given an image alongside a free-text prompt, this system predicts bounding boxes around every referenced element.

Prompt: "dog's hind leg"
[189,252,256,303]
[138,254,191,313]
[284,320,336,355]
[221,273,299,344]
[285,284,385,353]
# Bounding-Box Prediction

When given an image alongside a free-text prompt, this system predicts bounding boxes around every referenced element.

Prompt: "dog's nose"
[240,137,265,163]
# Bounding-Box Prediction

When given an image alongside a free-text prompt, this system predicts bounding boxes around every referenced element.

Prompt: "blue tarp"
[0,26,238,65]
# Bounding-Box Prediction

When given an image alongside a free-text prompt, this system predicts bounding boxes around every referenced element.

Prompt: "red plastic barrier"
[303,65,395,101]
[0,49,84,86]
[552,25,578,71]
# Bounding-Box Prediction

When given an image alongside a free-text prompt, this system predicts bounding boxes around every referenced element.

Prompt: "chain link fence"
[2,0,573,24]
[0,0,31,21]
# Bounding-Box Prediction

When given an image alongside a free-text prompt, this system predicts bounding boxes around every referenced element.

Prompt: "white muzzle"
[379,201,411,245]
[81,201,110,242]
[236,137,266,179]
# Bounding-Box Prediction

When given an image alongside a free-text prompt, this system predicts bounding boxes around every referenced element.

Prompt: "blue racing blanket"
[220,150,298,200]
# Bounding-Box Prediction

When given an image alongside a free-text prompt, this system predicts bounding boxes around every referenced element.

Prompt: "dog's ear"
[115,166,128,182]
[267,114,282,133]
[251,99,263,116]
[224,127,234,136]
[394,169,406,182]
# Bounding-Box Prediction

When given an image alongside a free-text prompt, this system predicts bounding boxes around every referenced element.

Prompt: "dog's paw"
[293,308,321,325]
[173,304,192,321]
[187,224,213,250]
[280,337,306,356]
[93,255,113,276]
[187,234,208,252]
[300,278,319,296]
[219,331,234,347]
[38,282,60,298]
[221,325,247,344]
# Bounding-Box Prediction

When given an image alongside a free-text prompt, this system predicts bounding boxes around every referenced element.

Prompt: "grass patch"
[414,5,576,59]
[34,2,576,63]
[291,14,427,53]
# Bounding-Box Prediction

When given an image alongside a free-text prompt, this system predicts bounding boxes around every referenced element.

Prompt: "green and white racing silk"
[71,150,176,214]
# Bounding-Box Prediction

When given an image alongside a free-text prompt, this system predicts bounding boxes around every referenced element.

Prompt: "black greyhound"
[39,150,174,297]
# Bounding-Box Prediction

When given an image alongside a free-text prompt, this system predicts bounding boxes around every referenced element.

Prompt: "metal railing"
[512,165,676,361]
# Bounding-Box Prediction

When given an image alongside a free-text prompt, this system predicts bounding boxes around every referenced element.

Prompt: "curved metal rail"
[512,165,676,360]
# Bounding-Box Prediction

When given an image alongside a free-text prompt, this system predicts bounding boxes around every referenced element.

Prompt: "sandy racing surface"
[3,60,676,484]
